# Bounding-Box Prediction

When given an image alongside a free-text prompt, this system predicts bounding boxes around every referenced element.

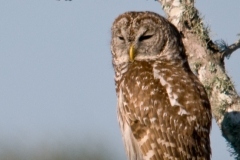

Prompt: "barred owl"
[111,11,211,160]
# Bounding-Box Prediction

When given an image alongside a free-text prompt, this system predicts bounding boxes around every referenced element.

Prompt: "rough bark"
[157,0,240,159]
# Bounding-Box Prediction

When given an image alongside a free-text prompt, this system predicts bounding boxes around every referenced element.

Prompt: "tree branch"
[221,39,240,59]
[157,0,240,159]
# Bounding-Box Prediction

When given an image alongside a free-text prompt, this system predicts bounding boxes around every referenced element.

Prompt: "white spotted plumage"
[111,11,211,160]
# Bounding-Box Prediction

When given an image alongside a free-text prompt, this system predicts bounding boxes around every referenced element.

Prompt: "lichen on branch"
[157,0,240,159]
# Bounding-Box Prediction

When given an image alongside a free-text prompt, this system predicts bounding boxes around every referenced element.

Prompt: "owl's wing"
[119,61,211,160]
[117,87,144,160]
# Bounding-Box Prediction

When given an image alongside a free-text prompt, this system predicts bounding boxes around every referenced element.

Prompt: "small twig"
[222,39,240,59]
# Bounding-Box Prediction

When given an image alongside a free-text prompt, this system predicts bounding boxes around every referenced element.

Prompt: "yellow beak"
[129,45,135,62]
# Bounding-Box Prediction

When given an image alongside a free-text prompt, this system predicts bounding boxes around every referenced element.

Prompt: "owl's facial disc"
[111,12,170,65]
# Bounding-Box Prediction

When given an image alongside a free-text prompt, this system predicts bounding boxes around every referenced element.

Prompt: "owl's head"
[111,11,186,67]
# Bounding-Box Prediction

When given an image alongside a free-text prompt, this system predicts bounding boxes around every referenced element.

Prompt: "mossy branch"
[157,0,240,159]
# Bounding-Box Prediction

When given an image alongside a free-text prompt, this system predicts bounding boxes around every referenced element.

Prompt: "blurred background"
[0,0,239,159]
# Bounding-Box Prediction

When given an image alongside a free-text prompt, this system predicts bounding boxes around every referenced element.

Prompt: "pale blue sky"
[0,0,239,159]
